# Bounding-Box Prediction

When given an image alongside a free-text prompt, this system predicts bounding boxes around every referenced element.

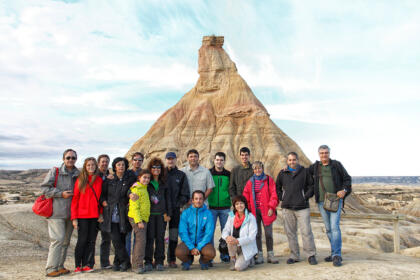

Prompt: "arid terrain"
[0,170,419,279]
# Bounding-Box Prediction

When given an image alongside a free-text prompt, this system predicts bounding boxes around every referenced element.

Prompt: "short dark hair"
[214,152,226,160]
[192,190,205,199]
[239,147,250,155]
[232,195,249,213]
[187,149,199,157]
[287,152,299,160]
[137,169,152,180]
[97,154,110,163]
[131,152,144,160]
[62,148,77,159]
[112,157,129,173]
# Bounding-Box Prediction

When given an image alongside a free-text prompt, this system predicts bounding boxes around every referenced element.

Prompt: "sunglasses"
[133,158,143,162]
[151,165,161,169]
[65,156,77,160]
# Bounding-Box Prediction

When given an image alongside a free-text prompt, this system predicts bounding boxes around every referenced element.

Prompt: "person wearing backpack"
[40,149,80,277]
[71,157,103,273]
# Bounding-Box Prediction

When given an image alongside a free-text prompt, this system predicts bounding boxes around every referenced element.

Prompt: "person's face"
[319,149,330,162]
[166,157,176,168]
[115,161,126,174]
[287,155,298,169]
[240,152,250,165]
[192,193,204,208]
[151,164,161,177]
[188,153,199,167]
[132,155,143,169]
[63,151,77,169]
[86,160,97,175]
[98,157,109,172]
[235,201,245,213]
[139,174,151,185]
[253,165,263,176]
[214,155,225,169]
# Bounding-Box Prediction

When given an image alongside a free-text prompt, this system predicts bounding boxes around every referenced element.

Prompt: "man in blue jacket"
[175,190,215,270]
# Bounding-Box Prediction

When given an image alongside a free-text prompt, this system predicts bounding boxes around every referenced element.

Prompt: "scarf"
[234,211,246,229]
[253,172,265,181]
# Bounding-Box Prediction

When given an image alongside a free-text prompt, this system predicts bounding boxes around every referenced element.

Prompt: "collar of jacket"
[284,165,303,175]
[166,166,179,174]
[59,163,80,176]
[316,159,337,167]
[210,167,230,176]
[189,204,208,212]
[240,162,252,170]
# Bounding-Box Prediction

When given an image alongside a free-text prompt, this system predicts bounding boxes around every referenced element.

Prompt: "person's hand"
[62,191,73,199]
[72,219,78,229]
[226,236,237,244]
[129,193,139,201]
[138,222,145,229]
[337,190,346,198]
[268,208,274,217]
[98,214,104,223]
[163,214,171,222]
[102,201,108,207]
[190,248,200,256]
[107,174,114,180]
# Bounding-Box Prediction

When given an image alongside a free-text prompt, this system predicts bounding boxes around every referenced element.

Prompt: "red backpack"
[32,167,59,217]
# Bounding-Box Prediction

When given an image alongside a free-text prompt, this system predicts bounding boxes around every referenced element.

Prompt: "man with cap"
[165,152,190,268]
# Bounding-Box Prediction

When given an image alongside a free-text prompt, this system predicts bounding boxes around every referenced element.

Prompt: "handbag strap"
[318,164,327,194]
[53,167,59,188]
[88,176,100,208]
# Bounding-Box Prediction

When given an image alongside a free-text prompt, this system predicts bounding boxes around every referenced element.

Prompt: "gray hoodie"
[40,163,80,219]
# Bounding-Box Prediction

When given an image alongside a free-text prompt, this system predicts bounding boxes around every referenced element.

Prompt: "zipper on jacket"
[218,176,221,206]
[195,208,198,247]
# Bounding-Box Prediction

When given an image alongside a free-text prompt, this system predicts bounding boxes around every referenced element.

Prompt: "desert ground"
[0,170,419,279]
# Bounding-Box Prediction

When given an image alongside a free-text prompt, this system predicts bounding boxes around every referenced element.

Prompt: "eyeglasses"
[151,166,161,169]
[65,156,77,160]
[133,158,143,162]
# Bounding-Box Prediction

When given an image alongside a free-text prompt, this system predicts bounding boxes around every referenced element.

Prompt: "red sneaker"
[74,267,82,273]
[82,266,94,273]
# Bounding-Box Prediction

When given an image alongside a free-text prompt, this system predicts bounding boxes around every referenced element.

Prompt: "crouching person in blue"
[175,190,216,270]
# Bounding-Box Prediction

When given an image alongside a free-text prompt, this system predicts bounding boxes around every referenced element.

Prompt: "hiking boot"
[229,258,236,271]
[136,267,146,274]
[58,268,70,275]
[332,256,342,267]
[182,261,191,271]
[112,264,120,271]
[168,261,178,268]
[156,264,165,271]
[324,255,332,262]
[255,251,264,264]
[249,257,255,267]
[101,265,112,270]
[200,263,209,270]
[144,263,153,271]
[267,251,279,264]
[82,266,94,273]
[46,271,61,277]
[120,263,130,272]
[74,267,82,273]
[221,254,230,263]
[286,258,299,264]
[308,256,318,265]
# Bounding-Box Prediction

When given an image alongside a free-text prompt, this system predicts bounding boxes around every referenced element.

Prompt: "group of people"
[40,145,351,277]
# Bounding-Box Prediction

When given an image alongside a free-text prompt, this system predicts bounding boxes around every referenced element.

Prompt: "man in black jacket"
[309,145,351,267]
[276,152,317,266]
[164,152,190,268]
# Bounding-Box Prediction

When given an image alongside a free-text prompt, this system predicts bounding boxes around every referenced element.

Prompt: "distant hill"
[353,176,420,185]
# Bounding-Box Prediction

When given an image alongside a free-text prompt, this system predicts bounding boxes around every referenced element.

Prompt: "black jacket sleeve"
[275,171,284,201]
[180,172,190,206]
[165,185,173,217]
[229,167,237,199]
[99,180,108,204]
[336,161,352,196]
[304,168,314,199]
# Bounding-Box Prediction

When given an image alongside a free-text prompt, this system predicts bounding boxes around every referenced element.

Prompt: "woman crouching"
[221,195,258,271]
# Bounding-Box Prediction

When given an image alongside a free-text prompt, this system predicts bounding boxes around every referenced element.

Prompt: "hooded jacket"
[208,167,231,209]
[276,165,314,210]
[178,204,215,251]
[127,182,150,224]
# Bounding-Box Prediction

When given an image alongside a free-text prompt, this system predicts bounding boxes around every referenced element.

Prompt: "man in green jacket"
[208,152,231,263]
[229,147,253,199]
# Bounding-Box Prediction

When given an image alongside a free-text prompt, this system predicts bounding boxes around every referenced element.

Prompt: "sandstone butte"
[126,35,311,177]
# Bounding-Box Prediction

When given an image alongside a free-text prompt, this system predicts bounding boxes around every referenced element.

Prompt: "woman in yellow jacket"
[128,169,151,274]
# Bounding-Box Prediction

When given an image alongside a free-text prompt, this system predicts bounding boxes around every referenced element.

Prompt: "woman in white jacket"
[222,195,258,271]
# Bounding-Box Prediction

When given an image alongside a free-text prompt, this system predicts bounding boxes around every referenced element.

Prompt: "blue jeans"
[318,199,343,257]
[210,208,230,260]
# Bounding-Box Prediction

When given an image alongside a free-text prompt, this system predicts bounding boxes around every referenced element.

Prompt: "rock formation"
[126,35,310,176]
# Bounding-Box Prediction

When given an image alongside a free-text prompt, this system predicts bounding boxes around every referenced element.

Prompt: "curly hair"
[147,157,166,183]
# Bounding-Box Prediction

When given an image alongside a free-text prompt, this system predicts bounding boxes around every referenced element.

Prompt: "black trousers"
[74,218,98,268]
[110,222,129,266]
[100,230,111,267]
[167,208,180,262]
[145,214,166,265]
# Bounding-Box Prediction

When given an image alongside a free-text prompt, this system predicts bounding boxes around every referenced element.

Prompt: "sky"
[0,0,419,175]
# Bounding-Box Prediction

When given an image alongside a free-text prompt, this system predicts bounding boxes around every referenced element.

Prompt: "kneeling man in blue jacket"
[176,190,216,270]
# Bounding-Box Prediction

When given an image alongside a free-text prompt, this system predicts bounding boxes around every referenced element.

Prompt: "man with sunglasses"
[41,149,80,277]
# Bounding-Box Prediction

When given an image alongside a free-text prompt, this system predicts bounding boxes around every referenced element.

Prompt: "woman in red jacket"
[242,161,279,265]
[71,157,103,273]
